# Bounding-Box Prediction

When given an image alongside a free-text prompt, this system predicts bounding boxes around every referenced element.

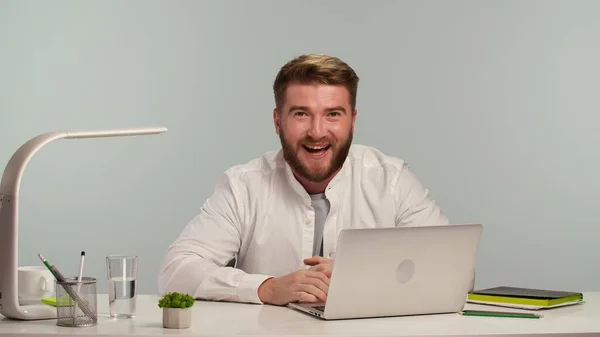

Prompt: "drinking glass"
[106,255,137,318]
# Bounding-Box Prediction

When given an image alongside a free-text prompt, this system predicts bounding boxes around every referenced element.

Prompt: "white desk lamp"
[0,127,167,320]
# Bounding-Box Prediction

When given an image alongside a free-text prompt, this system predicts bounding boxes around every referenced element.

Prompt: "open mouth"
[302,144,331,157]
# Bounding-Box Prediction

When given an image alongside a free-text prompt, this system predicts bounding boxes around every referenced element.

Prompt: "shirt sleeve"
[157,172,272,304]
[393,163,450,227]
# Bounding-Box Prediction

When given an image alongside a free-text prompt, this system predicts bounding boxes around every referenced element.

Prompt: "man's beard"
[279,128,353,183]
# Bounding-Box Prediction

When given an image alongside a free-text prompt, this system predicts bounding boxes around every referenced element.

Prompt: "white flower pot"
[162,307,192,329]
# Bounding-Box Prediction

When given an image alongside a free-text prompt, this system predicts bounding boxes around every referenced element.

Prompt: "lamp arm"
[0,127,166,320]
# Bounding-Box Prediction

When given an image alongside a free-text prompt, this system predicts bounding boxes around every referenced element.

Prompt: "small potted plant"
[158,292,195,329]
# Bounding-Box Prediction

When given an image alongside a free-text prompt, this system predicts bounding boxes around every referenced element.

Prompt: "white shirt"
[158,144,449,304]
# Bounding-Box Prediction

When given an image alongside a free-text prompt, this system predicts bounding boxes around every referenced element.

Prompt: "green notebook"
[42,297,88,307]
[42,297,57,307]
[468,286,583,307]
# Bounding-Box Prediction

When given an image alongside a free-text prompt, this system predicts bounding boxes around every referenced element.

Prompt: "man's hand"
[257,269,330,306]
[303,256,334,275]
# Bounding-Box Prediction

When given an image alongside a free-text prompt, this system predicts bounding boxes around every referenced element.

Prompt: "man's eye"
[329,111,341,116]
[294,111,307,116]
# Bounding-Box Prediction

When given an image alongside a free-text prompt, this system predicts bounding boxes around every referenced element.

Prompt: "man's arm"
[157,172,272,304]
[393,163,449,227]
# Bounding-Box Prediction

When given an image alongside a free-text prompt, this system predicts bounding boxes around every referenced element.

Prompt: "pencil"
[460,310,542,319]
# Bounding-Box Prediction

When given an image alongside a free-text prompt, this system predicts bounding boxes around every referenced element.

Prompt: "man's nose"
[307,118,325,139]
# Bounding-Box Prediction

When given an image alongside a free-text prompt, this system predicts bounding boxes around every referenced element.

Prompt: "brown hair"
[273,54,360,111]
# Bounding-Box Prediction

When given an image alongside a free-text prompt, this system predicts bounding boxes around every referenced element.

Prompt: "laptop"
[288,224,482,320]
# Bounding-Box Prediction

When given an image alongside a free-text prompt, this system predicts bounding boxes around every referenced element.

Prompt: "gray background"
[1,0,598,295]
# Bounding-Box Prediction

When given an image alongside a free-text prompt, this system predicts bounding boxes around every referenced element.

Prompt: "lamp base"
[2,303,57,320]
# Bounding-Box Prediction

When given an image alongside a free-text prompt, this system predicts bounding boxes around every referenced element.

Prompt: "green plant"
[158,292,195,309]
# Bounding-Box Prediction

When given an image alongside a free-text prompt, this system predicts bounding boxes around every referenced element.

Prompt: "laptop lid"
[319,224,482,320]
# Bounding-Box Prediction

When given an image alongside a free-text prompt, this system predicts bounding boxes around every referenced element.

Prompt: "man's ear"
[351,109,358,133]
[273,108,281,135]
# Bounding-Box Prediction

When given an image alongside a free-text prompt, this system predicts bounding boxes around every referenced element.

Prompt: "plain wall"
[1,0,599,295]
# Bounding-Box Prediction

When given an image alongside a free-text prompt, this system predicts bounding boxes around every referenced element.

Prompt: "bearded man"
[158,54,449,306]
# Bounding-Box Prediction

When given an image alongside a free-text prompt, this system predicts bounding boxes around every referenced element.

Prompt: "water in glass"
[108,276,136,318]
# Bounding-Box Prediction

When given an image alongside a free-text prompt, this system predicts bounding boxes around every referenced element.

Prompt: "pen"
[38,253,96,321]
[76,251,86,293]
[460,310,542,319]
[74,251,86,314]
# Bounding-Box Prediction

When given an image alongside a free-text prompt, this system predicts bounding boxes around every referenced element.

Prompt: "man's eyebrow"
[326,106,347,114]
[288,105,309,113]
[287,105,347,114]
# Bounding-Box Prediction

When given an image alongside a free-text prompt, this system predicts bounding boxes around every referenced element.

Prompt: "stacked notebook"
[467,286,584,310]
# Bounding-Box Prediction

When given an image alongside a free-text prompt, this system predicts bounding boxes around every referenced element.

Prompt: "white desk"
[1,293,599,337]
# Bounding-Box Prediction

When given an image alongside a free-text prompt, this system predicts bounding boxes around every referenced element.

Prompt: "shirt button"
[305,219,311,225]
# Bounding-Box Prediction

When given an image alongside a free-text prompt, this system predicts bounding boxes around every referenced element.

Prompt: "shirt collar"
[279,149,351,203]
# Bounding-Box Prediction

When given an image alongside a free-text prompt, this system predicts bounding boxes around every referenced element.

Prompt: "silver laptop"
[288,224,482,320]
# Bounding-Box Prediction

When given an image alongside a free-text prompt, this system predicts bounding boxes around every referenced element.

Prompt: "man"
[158,54,449,306]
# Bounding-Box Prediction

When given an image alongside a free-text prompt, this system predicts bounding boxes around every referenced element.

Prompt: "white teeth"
[307,145,327,150]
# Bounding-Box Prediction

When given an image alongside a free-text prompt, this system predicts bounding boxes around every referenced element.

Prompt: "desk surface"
[1,292,599,337]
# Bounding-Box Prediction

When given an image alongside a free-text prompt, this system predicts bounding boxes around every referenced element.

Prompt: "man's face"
[274,83,357,183]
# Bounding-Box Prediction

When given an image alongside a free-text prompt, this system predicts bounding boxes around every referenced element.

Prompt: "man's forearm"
[158,255,272,304]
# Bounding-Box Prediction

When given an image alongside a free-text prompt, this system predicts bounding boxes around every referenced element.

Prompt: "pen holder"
[55,277,98,327]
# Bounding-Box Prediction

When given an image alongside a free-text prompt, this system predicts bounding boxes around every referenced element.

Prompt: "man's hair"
[273,54,360,111]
